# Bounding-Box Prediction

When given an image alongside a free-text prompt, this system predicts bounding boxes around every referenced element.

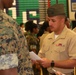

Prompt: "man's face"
[48,16,64,34]
[2,0,14,8]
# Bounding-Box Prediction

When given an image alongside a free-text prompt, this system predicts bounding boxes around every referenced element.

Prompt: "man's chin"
[50,29,54,32]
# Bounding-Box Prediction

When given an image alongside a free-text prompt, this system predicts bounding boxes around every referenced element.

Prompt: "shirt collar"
[48,26,68,39]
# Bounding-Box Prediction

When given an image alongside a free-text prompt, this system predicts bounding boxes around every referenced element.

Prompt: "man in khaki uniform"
[38,4,76,75]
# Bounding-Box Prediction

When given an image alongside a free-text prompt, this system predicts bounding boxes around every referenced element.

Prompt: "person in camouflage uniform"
[0,0,34,75]
[24,21,33,37]
[25,22,39,54]
[25,22,41,75]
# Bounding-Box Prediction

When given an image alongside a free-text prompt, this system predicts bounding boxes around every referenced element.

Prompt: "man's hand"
[37,58,51,68]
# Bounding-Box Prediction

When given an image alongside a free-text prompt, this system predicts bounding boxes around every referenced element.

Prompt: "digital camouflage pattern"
[26,33,40,75]
[0,54,18,70]
[0,9,34,75]
[26,33,40,54]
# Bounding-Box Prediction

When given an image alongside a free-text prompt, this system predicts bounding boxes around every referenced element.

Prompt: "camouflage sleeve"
[0,53,18,70]
[0,12,34,74]
[28,38,37,49]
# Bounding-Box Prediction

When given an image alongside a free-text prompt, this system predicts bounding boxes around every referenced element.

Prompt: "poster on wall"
[71,0,76,11]
[68,0,75,20]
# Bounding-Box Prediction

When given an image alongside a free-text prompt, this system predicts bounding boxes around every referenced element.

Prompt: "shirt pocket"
[54,46,65,53]
[54,45,69,60]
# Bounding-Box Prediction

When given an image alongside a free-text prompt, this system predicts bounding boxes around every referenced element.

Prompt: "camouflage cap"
[47,4,65,17]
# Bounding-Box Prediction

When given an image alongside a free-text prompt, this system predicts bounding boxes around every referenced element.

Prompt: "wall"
[8,0,39,24]
[7,0,68,25]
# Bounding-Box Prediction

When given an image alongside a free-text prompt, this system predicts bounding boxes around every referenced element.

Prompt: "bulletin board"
[71,0,76,11]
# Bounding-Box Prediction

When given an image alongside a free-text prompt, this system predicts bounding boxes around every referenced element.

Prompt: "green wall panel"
[51,0,56,5]
[8,0,39,24]
[7,0,68,24]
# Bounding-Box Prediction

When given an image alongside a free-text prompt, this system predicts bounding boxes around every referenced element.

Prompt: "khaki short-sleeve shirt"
[38,26,76,74]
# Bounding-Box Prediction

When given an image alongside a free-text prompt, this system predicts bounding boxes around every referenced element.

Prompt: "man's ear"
[61,17,65,24]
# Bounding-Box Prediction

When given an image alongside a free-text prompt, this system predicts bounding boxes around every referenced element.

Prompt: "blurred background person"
[25,22,41,75]
[25,22,39,54]
[24,20,33,37]
[20,23,26,34]
[65,17,71,29]
[40,21,51,48]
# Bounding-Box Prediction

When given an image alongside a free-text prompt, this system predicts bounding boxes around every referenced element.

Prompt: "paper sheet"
[29,51,42,60]
[52,69,65,75]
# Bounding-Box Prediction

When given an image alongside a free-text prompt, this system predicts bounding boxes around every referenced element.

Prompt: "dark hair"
[30,23,38,32]
[41,21,49,31]
[37,21,49,37]
[20,23,24,27]
[25,20,38,32]
[25,20,33,31]
[37,29,44,37]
